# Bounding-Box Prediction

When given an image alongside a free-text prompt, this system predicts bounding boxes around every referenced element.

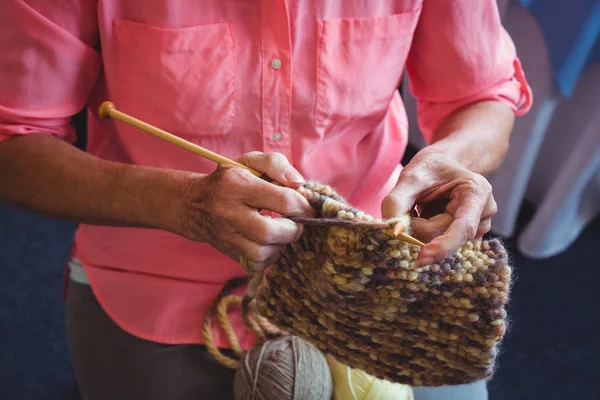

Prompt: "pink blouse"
[0,0,531,348]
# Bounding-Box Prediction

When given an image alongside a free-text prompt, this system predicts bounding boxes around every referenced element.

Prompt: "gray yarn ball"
[234,335,333,400]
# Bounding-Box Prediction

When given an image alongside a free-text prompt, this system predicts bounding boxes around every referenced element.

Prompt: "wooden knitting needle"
[98,101,424,247]
[98,101,262,177]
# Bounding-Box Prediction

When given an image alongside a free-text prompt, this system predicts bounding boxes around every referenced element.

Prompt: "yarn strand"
[202,276,264,369]
[216,295,245,357]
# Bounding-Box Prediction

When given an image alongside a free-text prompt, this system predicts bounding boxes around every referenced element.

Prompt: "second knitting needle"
[98,101,262,177]
[98,101,424,247]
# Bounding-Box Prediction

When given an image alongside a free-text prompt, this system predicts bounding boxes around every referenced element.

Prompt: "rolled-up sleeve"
[405,0,533,143]
[0,0,101,143]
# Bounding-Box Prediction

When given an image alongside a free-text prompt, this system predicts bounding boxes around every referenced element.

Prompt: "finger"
[241,245,282,273]
[212,229,281,271]
[410,213,453,243]
[447,192,496,220]
[417,219,469,266]
[237,151,305,188]
[233,208,305,245]
[208,222,283,272]
[483,196,498,220]
[417,190,486,265]
[447,186,487,240]
[381,172,426,219]
[239,177,315,217]
[474,195,496,240]
[475,218,492,240]
[445,197,460,215]
[229,234,283,272]
[218,166,314,217]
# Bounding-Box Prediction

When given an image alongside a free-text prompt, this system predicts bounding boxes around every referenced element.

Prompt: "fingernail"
[279,218,301,230]
[283,167,305,184]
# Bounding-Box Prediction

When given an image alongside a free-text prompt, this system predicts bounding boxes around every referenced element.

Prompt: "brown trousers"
[66,281,236,400]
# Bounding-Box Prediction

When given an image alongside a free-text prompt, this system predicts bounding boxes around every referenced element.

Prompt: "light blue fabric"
[518,0,600,97]
[413,380,488,400]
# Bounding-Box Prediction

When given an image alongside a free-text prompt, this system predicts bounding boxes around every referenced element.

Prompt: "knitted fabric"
[249,181,513,387]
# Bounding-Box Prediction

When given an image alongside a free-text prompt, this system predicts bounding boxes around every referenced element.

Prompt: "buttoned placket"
[260,0,293,162]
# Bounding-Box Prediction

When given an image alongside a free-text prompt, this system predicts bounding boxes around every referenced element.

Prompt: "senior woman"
[0,0,531,399]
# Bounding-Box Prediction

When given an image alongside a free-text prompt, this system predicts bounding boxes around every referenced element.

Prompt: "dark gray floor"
[0,207,76,399]
[1,191,599,400]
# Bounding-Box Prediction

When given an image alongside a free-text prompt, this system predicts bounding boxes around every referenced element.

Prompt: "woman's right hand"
[178,152,314,272]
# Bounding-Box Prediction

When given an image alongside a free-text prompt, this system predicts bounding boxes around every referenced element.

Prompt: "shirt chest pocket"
[314,10,421,132]
[112,20,236,138]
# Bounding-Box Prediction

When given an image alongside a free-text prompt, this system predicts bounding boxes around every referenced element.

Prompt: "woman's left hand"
[381,149,498,266]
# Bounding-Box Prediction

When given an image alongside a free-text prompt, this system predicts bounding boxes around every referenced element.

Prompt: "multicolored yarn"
[208,181,513,387]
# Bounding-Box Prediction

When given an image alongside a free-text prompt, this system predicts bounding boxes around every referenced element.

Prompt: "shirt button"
[272,132,282,141]
[271,59,282,69]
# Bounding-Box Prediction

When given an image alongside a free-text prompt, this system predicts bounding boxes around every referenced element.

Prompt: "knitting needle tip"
[393,222,404,237]
[393,222,425,247]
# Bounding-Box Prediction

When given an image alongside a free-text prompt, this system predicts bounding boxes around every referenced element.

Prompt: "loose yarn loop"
[202,276,282,370]
[252,181,513,387]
